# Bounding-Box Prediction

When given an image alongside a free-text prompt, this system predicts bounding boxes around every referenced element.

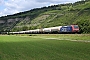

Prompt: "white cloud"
[0,0,4,6]
[0,0,81,17]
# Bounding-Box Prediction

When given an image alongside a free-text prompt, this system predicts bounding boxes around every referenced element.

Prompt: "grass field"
[0,34,90,60]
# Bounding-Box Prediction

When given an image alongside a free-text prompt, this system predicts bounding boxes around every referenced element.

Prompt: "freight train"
[9,25,79,34]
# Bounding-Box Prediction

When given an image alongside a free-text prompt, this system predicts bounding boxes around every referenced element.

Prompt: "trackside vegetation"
[0,34,90,60]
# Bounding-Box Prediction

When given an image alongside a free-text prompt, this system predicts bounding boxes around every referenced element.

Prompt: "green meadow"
[0,34,90,60]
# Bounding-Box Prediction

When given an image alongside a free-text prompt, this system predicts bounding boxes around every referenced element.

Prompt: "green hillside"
[0,0,90,33]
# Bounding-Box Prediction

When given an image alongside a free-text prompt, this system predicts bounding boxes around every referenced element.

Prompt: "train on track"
[9,25,79,34]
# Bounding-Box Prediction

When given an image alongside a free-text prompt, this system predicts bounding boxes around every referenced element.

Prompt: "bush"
[74,19,90,33]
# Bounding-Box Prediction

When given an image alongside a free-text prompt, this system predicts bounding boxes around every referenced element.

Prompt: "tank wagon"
[9,25,79,34]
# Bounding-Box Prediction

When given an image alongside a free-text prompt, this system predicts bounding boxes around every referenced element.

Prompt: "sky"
[0,0,81,17]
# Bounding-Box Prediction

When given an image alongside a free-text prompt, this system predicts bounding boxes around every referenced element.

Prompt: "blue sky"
[0,0,81,17]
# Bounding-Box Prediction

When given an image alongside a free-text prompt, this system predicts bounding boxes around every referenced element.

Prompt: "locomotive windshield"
[74,25,79,29]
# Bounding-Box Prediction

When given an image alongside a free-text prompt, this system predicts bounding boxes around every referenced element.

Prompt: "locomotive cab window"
[74,25,79,29]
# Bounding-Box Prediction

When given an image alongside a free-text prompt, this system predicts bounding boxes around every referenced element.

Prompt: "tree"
[22,26,28,31]
[74,20,90,33]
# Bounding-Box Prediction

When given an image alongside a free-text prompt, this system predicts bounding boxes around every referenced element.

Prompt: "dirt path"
[44,38,90,43]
